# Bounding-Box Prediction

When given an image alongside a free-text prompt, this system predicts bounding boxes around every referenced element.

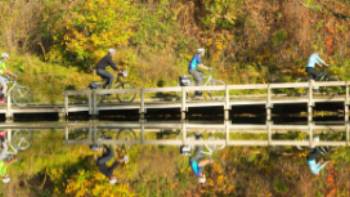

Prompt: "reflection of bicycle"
[180,134,225,156]
[0,130,32,159]
[116,129,137,145]
[11,130,32,151]
[89,70,136,103]
[99,128,137,147]
[6,76,32,105]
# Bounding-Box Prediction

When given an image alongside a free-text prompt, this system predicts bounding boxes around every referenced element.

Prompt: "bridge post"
[308,122,314,147]
[181,87,187,121]
[91,90,99,117]
[87,90,93,116]
[139,88,145,120]
[181,121,187,144]
[225,120,230,146]
[224,85,230,121]
[5,92,13,121]
[64,92,69,118]
[346,123,350,146]
[140,119,145,144]
[267,121,273,146]
[266,84,273,122]
[307,81,314,123]
[345,82,349,122]
[64,125,69,141]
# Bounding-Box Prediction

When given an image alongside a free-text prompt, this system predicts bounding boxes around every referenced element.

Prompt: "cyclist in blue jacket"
[188,48,210,96]
[306,53,329,80]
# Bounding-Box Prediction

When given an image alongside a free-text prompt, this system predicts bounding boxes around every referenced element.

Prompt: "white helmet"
[108,48,116,55]
[109,177,118,185]
[196,48,205,55]
[122,155,129,164]
[198,175,206,184]
[311,136,320,148]
[180,145,192,156]
[1,52,9,60]
[2,176,10,184]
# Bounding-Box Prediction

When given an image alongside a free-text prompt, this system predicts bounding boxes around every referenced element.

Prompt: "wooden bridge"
[0,81,349,122]
[1,120,350,147]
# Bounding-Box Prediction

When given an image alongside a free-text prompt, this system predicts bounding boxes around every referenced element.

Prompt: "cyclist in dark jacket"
[96,145,128,185]
[96,48,117,88]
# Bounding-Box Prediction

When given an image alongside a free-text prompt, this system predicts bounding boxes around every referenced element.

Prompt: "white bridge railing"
[64,81,350,121]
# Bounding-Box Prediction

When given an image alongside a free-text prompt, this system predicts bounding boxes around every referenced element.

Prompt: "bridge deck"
[0,81,346,121]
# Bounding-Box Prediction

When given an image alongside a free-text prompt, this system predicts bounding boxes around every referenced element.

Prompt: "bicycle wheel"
[114,82,136,103]
[11,85,32,105]
[116,129,137,147]
[12,130,32,151]
[205,79,225,100]
[202,135,225,156]
[209,79,225,86]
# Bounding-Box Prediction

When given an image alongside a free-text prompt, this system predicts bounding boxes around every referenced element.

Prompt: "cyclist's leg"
[97,146,114,165]
[190,70,203,86]
[190,70,203,96]
[97,69,114,88]
[0,141,9,160]
[198,158,213,168]
[306,67,317,80]
[0,76,8,96]
[192,146,205,161]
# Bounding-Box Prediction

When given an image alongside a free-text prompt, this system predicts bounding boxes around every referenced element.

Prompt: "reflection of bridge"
[0,81,348,122]
[1,121,350,147]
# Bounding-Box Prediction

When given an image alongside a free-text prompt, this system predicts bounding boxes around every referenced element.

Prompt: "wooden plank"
[143,87,182,93]
[270,82,308,89]
[316,81,347,87]
[95,88,139,95]
[184,85,226,91]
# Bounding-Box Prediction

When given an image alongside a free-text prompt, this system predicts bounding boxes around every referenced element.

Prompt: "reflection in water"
[0,121,349,196]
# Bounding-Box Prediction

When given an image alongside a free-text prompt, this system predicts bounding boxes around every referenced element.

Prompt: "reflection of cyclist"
[190,146,213,184]
[306,53,329,80]
[306,137,330,176]
[0,53,14,102]
[96,48,118,88]
[0,131,11,184]
[307,147,329,176]
[96,145,128,185]
[188,48,210,96]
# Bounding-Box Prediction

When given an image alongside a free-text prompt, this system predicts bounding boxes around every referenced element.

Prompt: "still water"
[0,120,350,196]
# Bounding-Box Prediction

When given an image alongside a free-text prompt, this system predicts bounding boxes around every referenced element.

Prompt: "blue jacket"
[188,54,201,71]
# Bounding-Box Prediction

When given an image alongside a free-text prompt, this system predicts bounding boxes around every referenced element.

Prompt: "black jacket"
[96,54,117,70]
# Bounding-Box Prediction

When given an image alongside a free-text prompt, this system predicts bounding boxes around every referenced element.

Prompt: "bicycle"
[3,75,32,105]
[89,70,136,103]
[291,70,342,96]
[179,69,225,99]
[0,130,32,160]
